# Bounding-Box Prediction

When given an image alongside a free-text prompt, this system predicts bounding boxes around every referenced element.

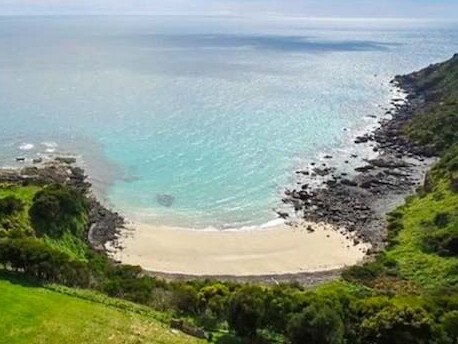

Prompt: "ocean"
[1,16,457,229]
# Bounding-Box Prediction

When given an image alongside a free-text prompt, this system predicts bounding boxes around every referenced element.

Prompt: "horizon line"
[0,13,457,22]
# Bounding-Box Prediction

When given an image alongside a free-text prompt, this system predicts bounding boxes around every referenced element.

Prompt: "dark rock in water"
[341,179,358,187]
[368,158,411,168]
[276,211,289,219]
[313,167,334,176]
[16,157,25,162]
[355,165,375,173]
[354,134,373,144]
[157,194,175,207]
[323,155,333,159]
[55,157,77,164]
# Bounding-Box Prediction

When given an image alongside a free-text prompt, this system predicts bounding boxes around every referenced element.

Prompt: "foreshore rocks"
[282,74,435,252]
[0,160,124,251]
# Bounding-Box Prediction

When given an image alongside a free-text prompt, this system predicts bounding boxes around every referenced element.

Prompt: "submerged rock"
[157,194,175,207]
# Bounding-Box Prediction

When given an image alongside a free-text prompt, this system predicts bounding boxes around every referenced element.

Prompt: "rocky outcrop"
[281,70,436,252]
[0,160,124,250]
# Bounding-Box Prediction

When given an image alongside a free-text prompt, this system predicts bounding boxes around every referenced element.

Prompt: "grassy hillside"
[0,274,203,344]
[385,55,458,289]
[403,53,458,153]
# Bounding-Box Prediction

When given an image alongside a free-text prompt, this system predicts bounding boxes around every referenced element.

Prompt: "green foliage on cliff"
[385,179,458,289]
[29,184,88,240]
[385,55,458,289]
[404,54,458,153]
[0,184,40,236]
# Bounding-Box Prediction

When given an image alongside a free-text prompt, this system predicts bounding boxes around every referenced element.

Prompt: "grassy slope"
[0,184,41,231]
[386,181,458,289]
[0,183,88,260]
[0,276,203,344]
[383,54,458,289]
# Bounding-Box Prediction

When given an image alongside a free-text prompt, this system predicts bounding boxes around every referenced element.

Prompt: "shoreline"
[281,77,435,253]
[0,69,436,281]
[109,71,436,278]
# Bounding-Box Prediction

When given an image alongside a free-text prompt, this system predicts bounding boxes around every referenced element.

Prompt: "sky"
[1,0,458,19]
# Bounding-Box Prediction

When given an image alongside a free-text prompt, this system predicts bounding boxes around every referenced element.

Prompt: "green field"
[0,276,203,344]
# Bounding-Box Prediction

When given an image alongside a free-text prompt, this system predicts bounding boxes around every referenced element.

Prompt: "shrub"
[29,185,87,238]
[287,304,344,344]
[173,285,200,314]
[228,286,266,338]
[440,311,458,342]
[0,196,24,216]
[360,305,437,344]
[0,238,90,287]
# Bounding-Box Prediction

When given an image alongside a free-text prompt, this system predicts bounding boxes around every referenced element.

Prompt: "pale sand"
[111,221,369,277]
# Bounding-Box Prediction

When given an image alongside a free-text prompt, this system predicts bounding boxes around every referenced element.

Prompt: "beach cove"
[111,221,368,276]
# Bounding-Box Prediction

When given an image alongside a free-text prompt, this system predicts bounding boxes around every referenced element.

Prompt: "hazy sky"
[1,0,458,19]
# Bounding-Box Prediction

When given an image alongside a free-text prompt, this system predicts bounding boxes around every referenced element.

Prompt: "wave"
[41,141,58,153]
[19,143,34,151]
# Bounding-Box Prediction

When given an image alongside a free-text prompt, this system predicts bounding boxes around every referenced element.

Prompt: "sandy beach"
[111,221,369,276]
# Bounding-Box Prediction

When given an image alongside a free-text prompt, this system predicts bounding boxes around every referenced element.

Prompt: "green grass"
[0,183,89,259]
[386,180,458,289]
[43,231,89,260]
[0,184,41,232]
[0,275,204,344]
[0,184,41,204]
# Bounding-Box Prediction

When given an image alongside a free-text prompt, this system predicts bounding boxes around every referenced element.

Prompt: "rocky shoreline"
[0,160,125,251]
[282,73,436,253]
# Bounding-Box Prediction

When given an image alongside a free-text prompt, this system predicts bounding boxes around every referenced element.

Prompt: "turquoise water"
[1,16,457,228]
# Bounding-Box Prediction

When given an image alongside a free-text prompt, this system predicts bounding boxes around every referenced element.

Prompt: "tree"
[0,196,24,216]
[440,311,458,343]
[29,185,87,238]
[173,285,200,314]
[287,303,344,344]
[228,286,266,338]
[264,286,306,334]
[198,283,230,319]
[360,305,436,344]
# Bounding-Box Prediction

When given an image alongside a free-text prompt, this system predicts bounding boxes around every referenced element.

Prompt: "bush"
[342,262,385,284]
[29,185,87,238]
[440,311,458,343]
[360,305,437,344]
[172,285,200,314]
[228,286,266,338]
[198,283,230,319]
[0,238,90,287]
[0,196,24,216]
[287,304,344,344]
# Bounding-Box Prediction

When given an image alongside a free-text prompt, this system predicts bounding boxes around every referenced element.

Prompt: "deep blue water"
[1,16,457,228]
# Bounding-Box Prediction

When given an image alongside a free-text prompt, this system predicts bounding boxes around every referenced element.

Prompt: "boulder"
[157,194,175,207]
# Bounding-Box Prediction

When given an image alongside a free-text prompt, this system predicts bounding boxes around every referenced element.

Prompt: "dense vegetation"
[0,55,457,343]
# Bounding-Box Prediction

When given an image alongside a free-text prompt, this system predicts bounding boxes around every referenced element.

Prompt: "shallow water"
[1,16,457,228]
